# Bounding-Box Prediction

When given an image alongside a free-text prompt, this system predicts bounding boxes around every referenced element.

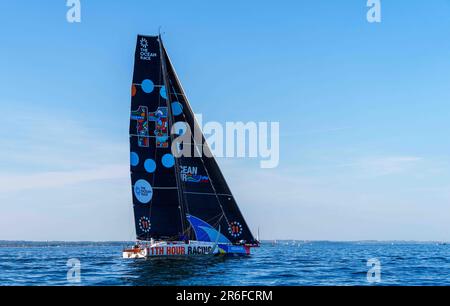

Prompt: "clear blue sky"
[1,0,450,241]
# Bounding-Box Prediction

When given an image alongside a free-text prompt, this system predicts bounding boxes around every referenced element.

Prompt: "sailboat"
[123,35,259,258]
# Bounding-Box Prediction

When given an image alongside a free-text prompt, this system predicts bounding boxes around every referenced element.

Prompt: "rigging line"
[162,50,208,242]
[162,210,224,242]
[159,36,188,237]
[171,87,254,243]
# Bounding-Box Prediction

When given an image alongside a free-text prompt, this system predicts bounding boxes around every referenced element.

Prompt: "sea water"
[0,241,448,286]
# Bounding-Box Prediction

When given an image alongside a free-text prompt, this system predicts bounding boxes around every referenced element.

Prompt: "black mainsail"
[129,35,257,245]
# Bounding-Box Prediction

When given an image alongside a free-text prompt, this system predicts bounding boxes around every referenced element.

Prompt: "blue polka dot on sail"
[130,152,139,167]
[172,102,183,116]
[162,154,175,168]
[141,79,154,93]
[160,86,167,99]
[144,159,156,173]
